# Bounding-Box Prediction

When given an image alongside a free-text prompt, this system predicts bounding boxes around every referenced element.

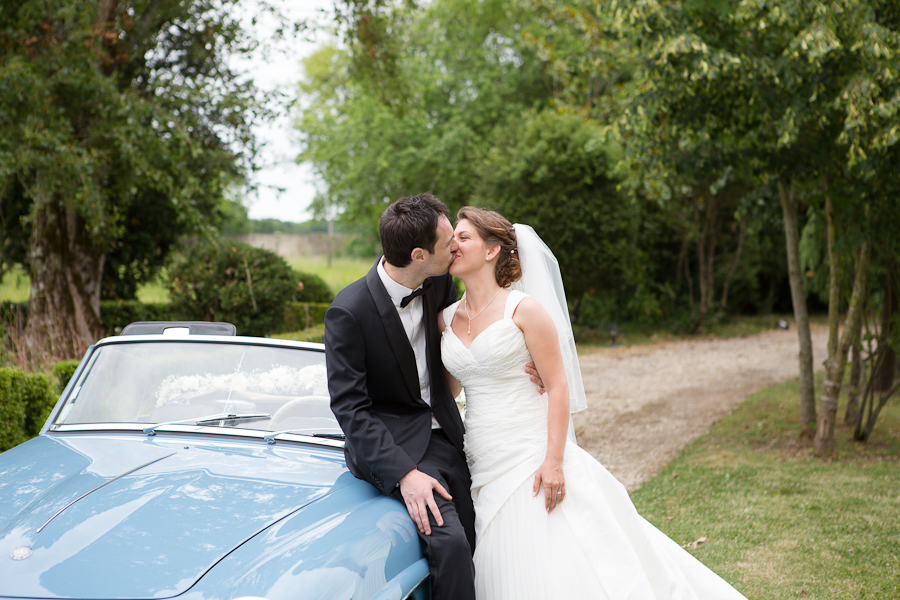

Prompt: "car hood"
[0,433,354,599]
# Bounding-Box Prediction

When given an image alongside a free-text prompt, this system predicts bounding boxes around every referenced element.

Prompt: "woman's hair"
[457,206,522,288]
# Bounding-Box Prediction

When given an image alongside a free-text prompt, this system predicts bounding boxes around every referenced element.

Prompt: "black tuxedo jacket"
[324,259,464,495]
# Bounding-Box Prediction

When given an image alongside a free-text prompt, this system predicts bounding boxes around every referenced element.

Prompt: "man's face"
[422,216,457,276]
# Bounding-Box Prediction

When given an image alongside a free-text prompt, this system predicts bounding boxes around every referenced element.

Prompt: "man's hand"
[399,468,452,535]
[525,362,546,394]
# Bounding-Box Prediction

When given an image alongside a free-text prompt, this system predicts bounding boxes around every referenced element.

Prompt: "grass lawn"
[0,256,372,307]
[0,265,30,303]
[287,255,375,295]
[1,267,171,304]
[136,277,170,303]
[631,375,900,599]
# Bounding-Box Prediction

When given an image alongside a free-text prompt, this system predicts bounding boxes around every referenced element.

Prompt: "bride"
[438,206,747,600]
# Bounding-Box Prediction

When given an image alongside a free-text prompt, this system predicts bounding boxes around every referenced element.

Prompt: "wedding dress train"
[441,291,747,600]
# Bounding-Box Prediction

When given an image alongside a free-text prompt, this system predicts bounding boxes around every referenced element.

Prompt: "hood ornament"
[10,546,33,560]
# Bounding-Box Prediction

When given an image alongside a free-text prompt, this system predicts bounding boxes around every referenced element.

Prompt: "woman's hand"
[533,458,565,513]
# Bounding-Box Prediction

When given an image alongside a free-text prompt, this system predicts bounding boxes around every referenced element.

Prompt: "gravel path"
[572,324,829,492]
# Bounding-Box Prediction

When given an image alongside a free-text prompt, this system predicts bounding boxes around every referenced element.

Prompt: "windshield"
[54,341,340,436]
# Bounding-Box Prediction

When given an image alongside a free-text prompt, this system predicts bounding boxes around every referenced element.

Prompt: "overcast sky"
[237,0,335,222]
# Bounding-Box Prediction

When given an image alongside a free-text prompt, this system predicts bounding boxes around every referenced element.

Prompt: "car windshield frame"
[46,336,344,448]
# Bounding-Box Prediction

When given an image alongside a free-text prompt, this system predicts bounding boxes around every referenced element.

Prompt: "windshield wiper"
[144,413,271,436]
[264,429,345,444]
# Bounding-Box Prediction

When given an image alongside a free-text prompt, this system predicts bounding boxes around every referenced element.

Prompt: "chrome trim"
[36,452,177,533]
[143,413,272,436]
[91,334,325,351]
[47,423,345,449]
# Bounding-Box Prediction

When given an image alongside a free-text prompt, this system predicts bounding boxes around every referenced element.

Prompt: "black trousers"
[392,428,476,600]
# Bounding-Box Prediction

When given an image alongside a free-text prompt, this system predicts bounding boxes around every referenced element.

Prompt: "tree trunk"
[778,180,816,438]
[873,277,897,393]
[26,190,105,360]
[692,190,718,332]
[720,217,747,310]
[814,239,872,456]
[845,339,862,426]
[823,193,841,387]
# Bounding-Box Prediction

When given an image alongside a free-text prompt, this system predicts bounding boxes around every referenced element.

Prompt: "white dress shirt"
[377,259,440,429]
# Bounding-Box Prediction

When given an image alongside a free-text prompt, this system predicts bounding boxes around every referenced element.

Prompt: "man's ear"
[411,247,427,263]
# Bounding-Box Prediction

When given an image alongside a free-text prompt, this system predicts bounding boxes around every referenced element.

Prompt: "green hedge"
[100,300,176,335]
[269,324,326,344]
[294,272,334,304]
[0,368,54,452]
[3,300,329,337]
[282,303,330,333]
[52,360,80,395]
[167,241,300,337]
[0,360,81,452]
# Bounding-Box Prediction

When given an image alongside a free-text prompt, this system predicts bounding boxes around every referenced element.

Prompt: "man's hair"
[379,193,450,267]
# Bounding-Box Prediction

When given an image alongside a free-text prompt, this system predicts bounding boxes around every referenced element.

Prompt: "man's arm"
[325,305,418,490]
[325,304,452,534]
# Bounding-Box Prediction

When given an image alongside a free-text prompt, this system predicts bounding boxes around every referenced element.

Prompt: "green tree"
[475,109,639,315]
[0,0,275,356]
[558,0,900,444]
[298,0,553,231]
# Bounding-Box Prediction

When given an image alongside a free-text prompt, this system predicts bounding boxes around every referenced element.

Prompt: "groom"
[324,194,476,599]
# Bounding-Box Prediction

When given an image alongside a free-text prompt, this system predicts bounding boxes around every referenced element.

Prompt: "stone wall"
[231,233,351,258]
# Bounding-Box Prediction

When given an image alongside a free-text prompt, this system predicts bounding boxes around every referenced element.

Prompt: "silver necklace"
[464,288,503,334]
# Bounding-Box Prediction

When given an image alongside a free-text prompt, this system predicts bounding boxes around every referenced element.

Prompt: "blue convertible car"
[0,323,429,600]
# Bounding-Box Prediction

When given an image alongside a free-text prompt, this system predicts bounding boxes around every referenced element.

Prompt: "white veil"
[510,225,588,429]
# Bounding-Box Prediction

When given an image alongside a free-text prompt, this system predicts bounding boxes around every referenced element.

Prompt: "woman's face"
[450,219,492,278]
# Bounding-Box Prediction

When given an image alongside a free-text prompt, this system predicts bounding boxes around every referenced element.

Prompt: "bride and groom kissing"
[324,194,747,599]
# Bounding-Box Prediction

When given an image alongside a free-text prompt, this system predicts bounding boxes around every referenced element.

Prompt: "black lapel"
[365,260,422,400]
[422,278,444,403]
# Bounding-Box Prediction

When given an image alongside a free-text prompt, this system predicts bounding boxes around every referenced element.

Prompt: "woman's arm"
[513,297,570,513]
[437,311,463,397]
[444,367,462,398]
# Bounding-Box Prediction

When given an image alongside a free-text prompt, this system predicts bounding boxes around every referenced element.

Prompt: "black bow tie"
[400,280,432,308]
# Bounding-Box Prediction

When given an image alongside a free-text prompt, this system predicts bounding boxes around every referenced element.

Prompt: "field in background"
[136,277,170,303]
[631,375,900,599]
[0,266,29,303]
[1,256,376,305]
[288,256,375,295]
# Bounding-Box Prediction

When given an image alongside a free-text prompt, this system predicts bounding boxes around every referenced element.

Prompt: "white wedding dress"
[441,291,747,600]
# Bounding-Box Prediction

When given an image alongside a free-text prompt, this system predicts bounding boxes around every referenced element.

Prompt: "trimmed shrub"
[0,370,27,451]
[167,241,297,337]
[269,324,326,344]
[100,301,175,335]
[3,300,178,338]
[0,367,54,451]
[294,272,333,303]
[282,302,330,333]
[52,360,80,395]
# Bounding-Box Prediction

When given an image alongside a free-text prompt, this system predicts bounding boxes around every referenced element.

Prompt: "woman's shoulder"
[439,298,463,331]
[509,292,553,329]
